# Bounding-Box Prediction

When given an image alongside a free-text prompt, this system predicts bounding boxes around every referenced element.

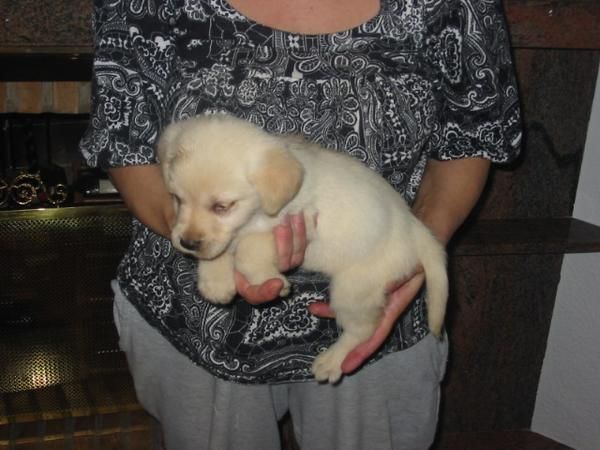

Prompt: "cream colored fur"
[158,114,448,383]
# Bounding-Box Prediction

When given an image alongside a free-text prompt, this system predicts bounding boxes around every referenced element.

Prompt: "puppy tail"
[414,223,449,337]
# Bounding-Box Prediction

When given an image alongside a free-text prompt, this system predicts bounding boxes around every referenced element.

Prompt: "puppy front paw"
[198,278,236,304]
[196,256,238,304]
[311,347,345,384]
[198,268,236,305]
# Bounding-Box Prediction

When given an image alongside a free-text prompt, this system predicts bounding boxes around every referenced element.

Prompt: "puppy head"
[158,115,304,260]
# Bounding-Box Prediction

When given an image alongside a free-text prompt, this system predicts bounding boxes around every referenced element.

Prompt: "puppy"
[158,114,448,383]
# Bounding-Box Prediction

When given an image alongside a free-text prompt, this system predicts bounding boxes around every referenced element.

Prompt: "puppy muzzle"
[179,238,202,252]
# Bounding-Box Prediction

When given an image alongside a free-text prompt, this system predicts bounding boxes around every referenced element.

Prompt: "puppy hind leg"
[235,232,291,296]
[311,281,385,383]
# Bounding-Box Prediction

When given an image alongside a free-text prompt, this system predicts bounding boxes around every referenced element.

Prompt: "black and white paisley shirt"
[80,0,521,383]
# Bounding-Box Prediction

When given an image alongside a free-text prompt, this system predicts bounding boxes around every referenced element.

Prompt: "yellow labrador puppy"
[158,114,448,383]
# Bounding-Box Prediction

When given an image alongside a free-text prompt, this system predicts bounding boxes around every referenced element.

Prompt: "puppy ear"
[156,122,183,180]
[250,147,304,216]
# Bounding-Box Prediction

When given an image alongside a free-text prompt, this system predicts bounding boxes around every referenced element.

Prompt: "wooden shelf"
[453,217,600,256]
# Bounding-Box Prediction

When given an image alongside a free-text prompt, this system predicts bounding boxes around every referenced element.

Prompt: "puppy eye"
[212,201,235,215]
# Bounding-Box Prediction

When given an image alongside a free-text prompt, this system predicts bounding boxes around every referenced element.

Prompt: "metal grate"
[0,205,131,394]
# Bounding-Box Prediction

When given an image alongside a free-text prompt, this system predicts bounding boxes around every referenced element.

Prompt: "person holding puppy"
[80,0,521,449]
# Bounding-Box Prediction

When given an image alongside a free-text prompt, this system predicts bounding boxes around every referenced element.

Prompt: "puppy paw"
[198,278,236,305]
[311,348,345,384]
[279,277,291,297]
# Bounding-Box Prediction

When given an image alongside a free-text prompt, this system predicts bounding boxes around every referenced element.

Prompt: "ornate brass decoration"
[47,183,68,206]
[1,171,68,209]
[0,178,8,207]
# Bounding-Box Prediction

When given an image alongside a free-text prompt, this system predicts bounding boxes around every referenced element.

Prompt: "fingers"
[289,214,307,267]
[307,301,336,319]
[274,213,307,271]
[273,216,294,271]
[234,271,284,305]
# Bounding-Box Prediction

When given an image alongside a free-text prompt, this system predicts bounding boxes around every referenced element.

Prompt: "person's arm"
[412,157,491,245]
[109,165,175,238]
[309,156,491,373]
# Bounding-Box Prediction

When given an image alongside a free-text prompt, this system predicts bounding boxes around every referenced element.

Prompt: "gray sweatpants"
[112,281,448,450]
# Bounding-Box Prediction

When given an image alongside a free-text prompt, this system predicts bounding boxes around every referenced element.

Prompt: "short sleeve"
[426,0,522,163]
[79,0,176,169]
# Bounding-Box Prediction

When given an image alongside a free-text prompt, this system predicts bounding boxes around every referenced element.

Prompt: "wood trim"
[0,54,93,82]
[52,82,85,114]
[434,430,573,449]
[0,83,6,111]
[505,0,600,49]
[13,82,45,114]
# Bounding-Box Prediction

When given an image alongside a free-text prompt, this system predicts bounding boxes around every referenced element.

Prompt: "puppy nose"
[179,238,202,251]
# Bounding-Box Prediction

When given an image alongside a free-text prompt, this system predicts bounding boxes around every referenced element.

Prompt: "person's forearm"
[412,158,491,246]
[108,164,175,238]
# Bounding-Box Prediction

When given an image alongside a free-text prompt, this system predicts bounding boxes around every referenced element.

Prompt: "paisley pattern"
[80,0,521,383]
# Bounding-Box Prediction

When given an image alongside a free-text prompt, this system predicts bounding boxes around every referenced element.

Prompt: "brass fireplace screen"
[0,205,131,395]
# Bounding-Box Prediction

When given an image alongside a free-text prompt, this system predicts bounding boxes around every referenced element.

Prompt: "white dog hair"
[158,114,448,383]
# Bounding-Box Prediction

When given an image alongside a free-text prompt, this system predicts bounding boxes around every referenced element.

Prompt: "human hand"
[308,268,426,374]
[235,213,308,305]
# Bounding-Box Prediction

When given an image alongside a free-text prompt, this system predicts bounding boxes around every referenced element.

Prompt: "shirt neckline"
[219,0,387,37]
